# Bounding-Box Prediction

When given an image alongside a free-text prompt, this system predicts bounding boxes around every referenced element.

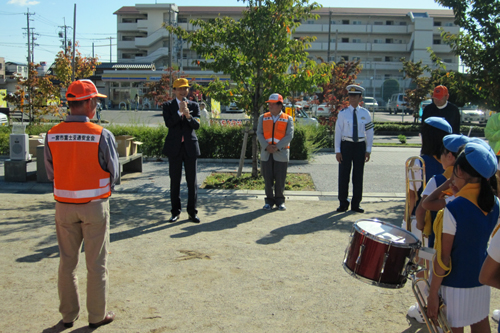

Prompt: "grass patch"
[201,172,316,191]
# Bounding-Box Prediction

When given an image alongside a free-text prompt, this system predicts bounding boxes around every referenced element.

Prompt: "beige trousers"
[55,198,110,324]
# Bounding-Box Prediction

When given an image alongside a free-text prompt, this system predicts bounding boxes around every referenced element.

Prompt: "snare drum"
[343,219,420,289]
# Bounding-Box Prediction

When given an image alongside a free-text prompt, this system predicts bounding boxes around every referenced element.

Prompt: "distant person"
[335,85,374,213]
[162,78,201,223]
[135,94,140,111]
[257,93,294,211]
[199,102,210,126]
[421,85,461,134]
[44,79,118,329]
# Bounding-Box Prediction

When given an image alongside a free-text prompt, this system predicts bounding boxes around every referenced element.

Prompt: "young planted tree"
[437,0,500,111]
[319,60,362,127]
[401,59,435,123]
[5,62,61,124]
[167,0,332,176]
[143,67,184,108]
[53,43,100,89]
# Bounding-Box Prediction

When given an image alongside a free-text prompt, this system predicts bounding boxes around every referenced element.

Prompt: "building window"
[122,36,134,41]
[352,20,362,25]
[399,21,407,25]
[342,20,349,25]
[444,22,454,27]
[341,55,349,61]
[122,53,133,59]
[352,38,362,43]
[121,82,130,87]
[122,18,135,23]
[386,20,394,25]
[386,38,393,44]
[385,56,392,62]
[330,20,336,24]
[434,21,442,26]
[342,38,349,43]
[178,17,187,23]
[444,58,453,63]
[373,39,384,43]
[374,57,382,61]
[330,38,336,43]
[433,39,441,44]
[384,74,391,79]
[374,21,383,25]
[329,56,335,61]
[307,20,315,24]
[352,57,361,61]
[394,39,404,44]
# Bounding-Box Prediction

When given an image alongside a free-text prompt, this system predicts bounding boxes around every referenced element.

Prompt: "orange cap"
[433,85,448,99]
[265,93,283,103]
[66,79,107,101]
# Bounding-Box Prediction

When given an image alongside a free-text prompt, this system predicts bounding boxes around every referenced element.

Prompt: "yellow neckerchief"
[432,183,483,277]
[433,155,441,164]
[423,166,454,237]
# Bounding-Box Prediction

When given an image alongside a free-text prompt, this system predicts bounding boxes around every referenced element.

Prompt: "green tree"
[401,59,435,122]
[168,0,332,176]
[436,0,500,110]
[382,79,400,102]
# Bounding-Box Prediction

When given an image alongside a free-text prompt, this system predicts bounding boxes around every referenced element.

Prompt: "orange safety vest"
[262,112,290,149]
[47,122,111,204]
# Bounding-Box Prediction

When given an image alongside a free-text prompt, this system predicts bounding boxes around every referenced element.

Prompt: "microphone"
[182,97,193,113]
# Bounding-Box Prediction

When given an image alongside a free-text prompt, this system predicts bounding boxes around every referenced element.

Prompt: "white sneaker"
[278,203,286,211]
[407,303,425,324]
[493,309,500,322]
[263,204,272,210]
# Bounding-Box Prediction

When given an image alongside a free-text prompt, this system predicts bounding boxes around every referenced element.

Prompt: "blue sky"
[1,0,448,64]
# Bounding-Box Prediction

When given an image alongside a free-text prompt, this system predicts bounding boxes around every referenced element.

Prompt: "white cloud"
[7,0,41,5]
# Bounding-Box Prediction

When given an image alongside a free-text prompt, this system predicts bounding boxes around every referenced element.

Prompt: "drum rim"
[353,218,420,248]
[342,261,407,289]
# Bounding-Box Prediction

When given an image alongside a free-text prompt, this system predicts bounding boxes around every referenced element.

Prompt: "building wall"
[114,5,460,101]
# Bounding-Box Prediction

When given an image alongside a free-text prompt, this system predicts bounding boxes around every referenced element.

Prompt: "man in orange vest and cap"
[44,79,119,329]
[257,93,294,210]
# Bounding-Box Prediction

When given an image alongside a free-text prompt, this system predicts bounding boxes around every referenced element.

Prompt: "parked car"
[0,112,7,126]
[362,97,378,111]
[313,103,333,117]
[221,102,245,113]
[295,107,319,127]
[388,93,410,114]
[375,98,387,112]
[461,105,487,123]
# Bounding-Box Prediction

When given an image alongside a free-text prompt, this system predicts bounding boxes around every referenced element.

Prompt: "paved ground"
[2,141,499,333]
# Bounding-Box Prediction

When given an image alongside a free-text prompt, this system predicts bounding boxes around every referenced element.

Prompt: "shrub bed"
[0,123,324,160]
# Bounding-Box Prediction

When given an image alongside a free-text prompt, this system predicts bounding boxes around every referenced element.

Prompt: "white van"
[388,93,410,115]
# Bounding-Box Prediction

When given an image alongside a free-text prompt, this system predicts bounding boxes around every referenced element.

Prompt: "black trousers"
[261,154,288,206]
[168,143,198,216]
[338,141,366,209]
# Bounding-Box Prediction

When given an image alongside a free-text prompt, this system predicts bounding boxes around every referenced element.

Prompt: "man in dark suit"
[162,78,201,223]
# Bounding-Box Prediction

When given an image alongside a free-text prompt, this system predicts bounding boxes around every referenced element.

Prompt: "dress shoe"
[63,315,79,328]
[351,207,365,213]
[336,206,349,212]
[89,311,115,329]
[168,214,180,223]
[189,214,201,223]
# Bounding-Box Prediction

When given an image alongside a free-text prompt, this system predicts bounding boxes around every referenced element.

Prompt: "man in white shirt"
[335,85,374,213]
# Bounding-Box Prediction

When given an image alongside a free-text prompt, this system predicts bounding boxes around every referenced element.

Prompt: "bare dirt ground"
[1,193,499,333]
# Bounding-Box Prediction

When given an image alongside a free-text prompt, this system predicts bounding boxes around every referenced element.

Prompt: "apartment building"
[113,4,459,101]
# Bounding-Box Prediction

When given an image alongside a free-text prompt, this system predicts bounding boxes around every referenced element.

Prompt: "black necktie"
[353,107,358,142]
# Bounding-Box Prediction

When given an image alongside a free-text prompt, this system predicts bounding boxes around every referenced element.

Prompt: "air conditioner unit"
[10,134,29,160]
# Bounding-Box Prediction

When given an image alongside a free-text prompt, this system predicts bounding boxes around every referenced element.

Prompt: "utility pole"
[59,18,71,54]
[109,37,112,62]
[30,28,39,63]
[71,4,76,81]
[24,8,35,124]
[327,10,332,62]
[92,42,95,58]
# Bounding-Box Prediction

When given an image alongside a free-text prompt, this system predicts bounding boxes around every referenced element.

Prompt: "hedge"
[0,122,485,158]
[0,122,326,160]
